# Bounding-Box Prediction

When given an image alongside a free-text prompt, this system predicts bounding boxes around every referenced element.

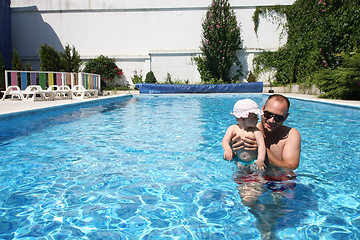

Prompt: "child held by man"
[222,99,266,170]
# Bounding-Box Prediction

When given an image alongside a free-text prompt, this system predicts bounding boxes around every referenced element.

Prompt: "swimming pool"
[0,94,359,239]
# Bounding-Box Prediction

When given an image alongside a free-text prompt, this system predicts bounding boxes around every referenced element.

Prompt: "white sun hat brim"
[230,99,263,118]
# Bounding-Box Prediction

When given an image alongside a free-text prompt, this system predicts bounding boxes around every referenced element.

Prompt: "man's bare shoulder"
[287,126,301,139]
[280,126,301,149]
[287,127,301,144]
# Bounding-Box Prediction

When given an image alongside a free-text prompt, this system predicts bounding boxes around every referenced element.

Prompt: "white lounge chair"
[22,85,55,101]
[48,85,72,99]
[58,85,72,99]
[71,85,98,99]
[1,86,24,101]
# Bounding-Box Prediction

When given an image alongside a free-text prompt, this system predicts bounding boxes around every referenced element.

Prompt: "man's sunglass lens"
[263,111,285,122]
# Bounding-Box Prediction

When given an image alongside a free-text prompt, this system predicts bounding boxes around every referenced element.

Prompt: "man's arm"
[267,128,301,170]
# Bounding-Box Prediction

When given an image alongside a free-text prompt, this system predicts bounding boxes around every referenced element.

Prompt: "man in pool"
[231,94,301,207]
[232,94,301,172]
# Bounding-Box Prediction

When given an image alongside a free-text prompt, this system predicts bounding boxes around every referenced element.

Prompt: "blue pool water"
[0,94,359,239]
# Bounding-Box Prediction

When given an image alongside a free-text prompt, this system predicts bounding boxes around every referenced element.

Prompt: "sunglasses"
[263,110,286,122]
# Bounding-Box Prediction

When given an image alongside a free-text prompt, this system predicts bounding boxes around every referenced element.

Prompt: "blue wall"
[0,0,11,68]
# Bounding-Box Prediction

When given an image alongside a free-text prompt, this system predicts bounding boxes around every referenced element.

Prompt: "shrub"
[247,71,256,82]
[313,52,360,100]
[84,55,123,85]
[60,44,81,72]
[193,55,214,83]
[165,73,173,84]
[130,70,143,84]
[26,63,32,71]
[39,44,61,71]
[195,0,243,83]
[12,49,24,71]
[38,44,81,72]
[102,85,130,91]
[11,50,24,87]
[145,71,157,83]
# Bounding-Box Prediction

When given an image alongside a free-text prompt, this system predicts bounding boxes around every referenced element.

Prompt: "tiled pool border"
[0,93,359,122]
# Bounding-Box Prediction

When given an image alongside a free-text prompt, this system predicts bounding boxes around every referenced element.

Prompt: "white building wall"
[11,0,294,85]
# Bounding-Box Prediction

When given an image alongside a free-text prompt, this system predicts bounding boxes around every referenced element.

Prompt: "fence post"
[78,72,82,88]
[5,70,9,89]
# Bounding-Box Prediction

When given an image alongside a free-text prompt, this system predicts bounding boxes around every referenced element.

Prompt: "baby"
[222,99,266,169]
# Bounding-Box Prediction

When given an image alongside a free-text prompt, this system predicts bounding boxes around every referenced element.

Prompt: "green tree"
[26,63,32,71]
[39,44,61,71]
[84,55,123,85]
[194,0,243,83]
[247,71,256,82]
[60,44,81,72]
[12,49,24,71]
[145,71,157,83]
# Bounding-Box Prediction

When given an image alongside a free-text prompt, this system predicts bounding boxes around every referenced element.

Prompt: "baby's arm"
[222,125,236,160]
[253,129,266,169]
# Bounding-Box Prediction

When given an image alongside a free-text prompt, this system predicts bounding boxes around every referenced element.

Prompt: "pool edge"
[268,93,360,110]
[0,95,133,120]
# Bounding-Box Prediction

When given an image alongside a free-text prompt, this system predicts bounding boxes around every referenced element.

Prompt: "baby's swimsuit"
[235,156,256,166]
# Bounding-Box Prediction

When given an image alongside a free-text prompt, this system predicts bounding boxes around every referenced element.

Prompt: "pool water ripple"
[0,94,359,239]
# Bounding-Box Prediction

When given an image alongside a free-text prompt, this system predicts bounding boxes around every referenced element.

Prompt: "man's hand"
[231,134,244,151]
[243,136,258,151]
[231,134,258,151]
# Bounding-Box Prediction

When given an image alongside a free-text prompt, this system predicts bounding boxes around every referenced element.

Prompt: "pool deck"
[0,91,359,116]
[271,93,360,109]
[0,91,139,116]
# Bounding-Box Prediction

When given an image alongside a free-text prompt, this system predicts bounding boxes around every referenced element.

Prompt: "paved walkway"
[279,93,360,108]
[0,92,359,116]
[0,91,138,116]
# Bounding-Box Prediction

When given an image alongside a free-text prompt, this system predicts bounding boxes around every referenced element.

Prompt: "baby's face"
[244,113,258,127]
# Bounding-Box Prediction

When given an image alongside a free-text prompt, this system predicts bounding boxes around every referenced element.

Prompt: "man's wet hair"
[265,94,290,112]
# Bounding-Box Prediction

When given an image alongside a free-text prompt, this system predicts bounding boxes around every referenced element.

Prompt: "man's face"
[261,98,289,133]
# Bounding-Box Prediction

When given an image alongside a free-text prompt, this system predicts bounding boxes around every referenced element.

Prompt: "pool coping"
[277,93,360,109]
[0,92,359,118]
[0,94,135,119]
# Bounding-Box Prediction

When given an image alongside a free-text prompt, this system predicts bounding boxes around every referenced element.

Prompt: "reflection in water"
[234,167,316,240]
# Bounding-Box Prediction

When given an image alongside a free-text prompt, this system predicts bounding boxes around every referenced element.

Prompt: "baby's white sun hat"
[230,99,262,118]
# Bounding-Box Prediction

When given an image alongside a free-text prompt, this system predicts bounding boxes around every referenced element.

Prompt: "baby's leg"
[237,182,266,208]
